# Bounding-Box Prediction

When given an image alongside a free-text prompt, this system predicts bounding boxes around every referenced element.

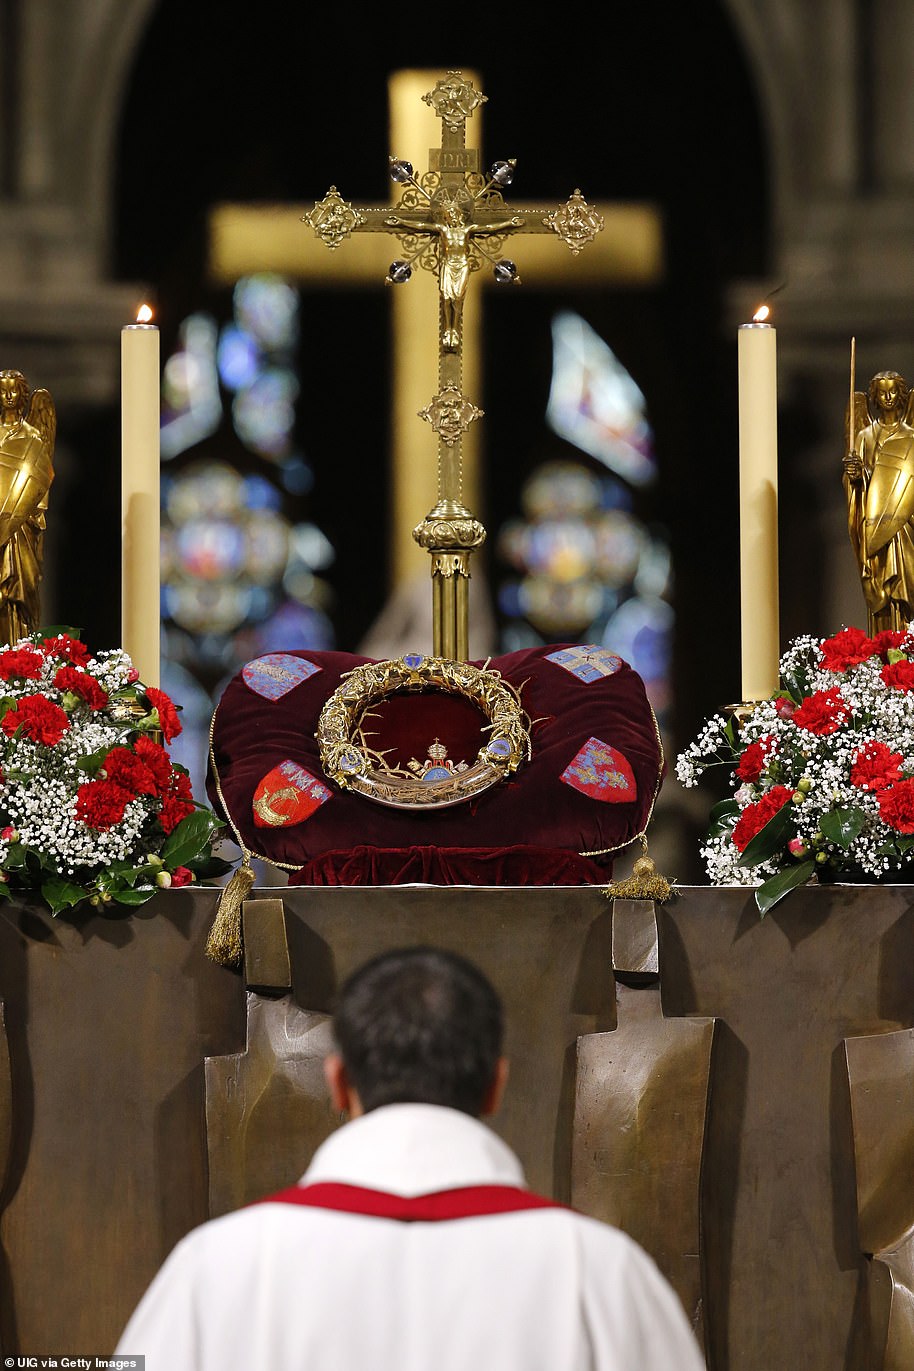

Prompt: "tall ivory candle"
[738,312,779,702]
[121,311,160,687]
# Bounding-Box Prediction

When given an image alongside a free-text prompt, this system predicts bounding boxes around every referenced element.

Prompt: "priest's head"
[324,946,509,1120]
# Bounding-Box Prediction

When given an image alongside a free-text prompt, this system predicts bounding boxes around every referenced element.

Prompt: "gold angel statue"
[843,368,914,634]
[0,370,56,644]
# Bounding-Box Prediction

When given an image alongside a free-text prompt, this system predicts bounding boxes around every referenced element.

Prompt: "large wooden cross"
[208,69,663,657]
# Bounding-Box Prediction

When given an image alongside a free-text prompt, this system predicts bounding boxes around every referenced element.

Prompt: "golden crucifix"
[302,70,605,661]
[207,70,661,621]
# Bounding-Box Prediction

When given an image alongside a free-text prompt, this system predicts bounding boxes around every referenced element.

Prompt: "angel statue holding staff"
[0,370,56,644]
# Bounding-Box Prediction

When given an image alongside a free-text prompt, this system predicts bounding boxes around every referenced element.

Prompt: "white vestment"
[116,1104,706,1371]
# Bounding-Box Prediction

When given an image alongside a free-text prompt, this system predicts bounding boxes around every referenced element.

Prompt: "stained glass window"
[496,312,673,723]
[159,274,335,806]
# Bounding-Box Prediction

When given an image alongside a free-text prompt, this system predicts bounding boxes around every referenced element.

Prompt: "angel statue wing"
[846,390,869,450]
[26,388,56,459]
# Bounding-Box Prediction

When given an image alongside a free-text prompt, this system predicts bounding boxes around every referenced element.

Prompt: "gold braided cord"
[604,834,674,903]
[205,705,304,969]
[204,864,255,967]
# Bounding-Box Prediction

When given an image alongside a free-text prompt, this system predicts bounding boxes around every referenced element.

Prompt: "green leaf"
[3,841,27,871]
[887,648,907,664]
[97,862,156,892]
[710,797,740,822]
[0,881,12,902]
[185,854,234,879]
[162,809,219,868]
[26,848,54,877]
[109,886,155,907]
[76,746,111,776]
[818,806,865,849]
[739,800,794,869]
[38,624,82,641]
[707,797,740,838]
[878,832,914,856]
[41,876,89,916]
[781,668,810,702]
[755,859,817,916]
[105,859,141,876]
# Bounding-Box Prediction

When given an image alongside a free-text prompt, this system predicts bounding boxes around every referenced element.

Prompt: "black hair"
[332,946,504,1116]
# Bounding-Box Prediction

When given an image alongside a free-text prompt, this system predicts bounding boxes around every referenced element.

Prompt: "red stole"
[252,1182,567,1222]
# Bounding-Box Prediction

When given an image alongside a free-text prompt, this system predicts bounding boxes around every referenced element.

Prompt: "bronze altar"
[0,883,911,1369]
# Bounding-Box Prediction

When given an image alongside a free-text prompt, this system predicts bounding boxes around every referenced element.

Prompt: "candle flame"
[136,303,154,324]
[752,304,770,323]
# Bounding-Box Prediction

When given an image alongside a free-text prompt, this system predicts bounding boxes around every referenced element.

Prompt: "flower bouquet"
[676,626,914,913]
[0,629,230,915]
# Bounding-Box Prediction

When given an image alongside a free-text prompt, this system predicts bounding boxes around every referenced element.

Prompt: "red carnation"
[732,785,794,853]
[850,740,904,792]
[54,666,108,711]
[1,694,70,746]
[171,769,192,799]
[792,689,851,735]
[0,649,44,682]
[170,866,194,887]
[145,687,182,743]
[159,769,194,834]
[74,778,133,830]
[101,746,158,797]
[133,735,173,792]
[880,659,914,692]
[736,735,777,783]
[41,634,90,667]
[159,795,194,835]
[877,778,914,834]
[819,627,876,672]
[870,629,909,660]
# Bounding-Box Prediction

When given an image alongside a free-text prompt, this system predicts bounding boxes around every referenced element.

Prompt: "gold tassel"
[605,836,674,903]
[205,860,256,968]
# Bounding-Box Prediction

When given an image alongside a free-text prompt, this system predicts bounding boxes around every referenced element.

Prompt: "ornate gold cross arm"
[304,186,604,257]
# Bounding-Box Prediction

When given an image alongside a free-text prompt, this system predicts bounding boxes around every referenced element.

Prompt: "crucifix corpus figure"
[303,70,604,660]
[386,198,523,352]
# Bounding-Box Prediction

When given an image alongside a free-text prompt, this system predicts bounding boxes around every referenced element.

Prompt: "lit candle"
[738,306,779,702]
[121,305,160,687]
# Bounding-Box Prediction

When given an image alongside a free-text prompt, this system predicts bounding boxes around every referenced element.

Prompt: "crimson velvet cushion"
[206,644,663,886]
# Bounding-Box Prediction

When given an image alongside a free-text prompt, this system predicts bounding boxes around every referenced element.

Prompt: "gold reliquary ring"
[316,654,531,810]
